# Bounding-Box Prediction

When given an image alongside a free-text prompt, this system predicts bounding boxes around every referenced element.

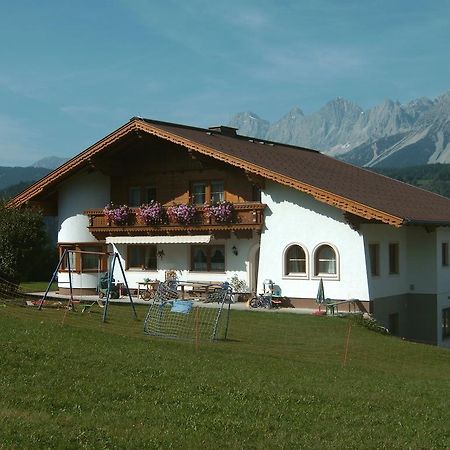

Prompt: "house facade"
[9,118,450,347]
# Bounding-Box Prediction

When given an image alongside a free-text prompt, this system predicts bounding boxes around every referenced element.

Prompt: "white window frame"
[282,243,309,279]
[312,243,339,280]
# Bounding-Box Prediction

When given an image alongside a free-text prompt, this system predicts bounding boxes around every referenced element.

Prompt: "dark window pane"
[81,246,100,270]
[145,187,157,203]
[210,246,225,271]
[286,245,306,274]
[145,246,157,270]
[193,247,208,271]
[369,244,380,276]
[211,181,224,203]
[129,187,141,206]
[192,183,206,204]
[315,245,336,275]
[389,243,399,274]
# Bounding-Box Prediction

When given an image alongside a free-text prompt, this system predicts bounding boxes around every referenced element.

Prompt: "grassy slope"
[0,304,449,449]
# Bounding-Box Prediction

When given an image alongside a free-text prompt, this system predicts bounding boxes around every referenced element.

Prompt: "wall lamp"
[232,246,238,256]
[158,250,165,259]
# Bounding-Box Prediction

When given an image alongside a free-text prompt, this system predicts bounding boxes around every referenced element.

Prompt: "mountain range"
[0,157,67,198]
[229,90,450,168]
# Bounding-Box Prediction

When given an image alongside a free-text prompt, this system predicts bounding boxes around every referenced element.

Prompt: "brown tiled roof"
[9,117,450,226]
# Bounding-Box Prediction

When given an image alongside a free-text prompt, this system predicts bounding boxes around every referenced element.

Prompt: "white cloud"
[248,45,366,83]
[225,8,269,30]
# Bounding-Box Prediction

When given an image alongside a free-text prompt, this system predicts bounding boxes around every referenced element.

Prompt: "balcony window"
[129,187,141,207]
[129,186,157,206]
[211,181,224,203]
[145,187,157,203]
[191,245,225,272]
[191,180,224,204]
[192,182,206,204]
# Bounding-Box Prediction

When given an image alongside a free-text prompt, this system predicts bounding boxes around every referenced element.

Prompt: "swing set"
[38,249,137,322]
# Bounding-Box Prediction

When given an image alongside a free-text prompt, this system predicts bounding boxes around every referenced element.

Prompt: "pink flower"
[205,201,235,223]
[167,204,197,225]
[103,203,130,226]
[138,201,166,225]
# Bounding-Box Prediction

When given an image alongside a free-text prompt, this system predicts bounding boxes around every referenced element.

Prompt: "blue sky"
[1,0,449,166]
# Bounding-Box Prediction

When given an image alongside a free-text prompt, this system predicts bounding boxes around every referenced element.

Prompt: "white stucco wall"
[258,182,369,300]
[57,170,110,289]
[109,233,259,291]
[58,170,110,243]
[361,224,410,299]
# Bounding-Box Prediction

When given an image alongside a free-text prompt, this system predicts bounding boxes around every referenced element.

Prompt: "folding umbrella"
[316,277,325,311]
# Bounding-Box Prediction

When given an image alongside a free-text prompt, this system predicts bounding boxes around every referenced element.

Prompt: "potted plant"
[229,273,249,302]
[167,204,197,225]
[103,203,130,226]
[206,201,235,223]
[138,201,166,225]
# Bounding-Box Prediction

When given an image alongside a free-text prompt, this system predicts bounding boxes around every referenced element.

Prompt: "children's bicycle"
[249,293,273,308]
[249,279,282,309]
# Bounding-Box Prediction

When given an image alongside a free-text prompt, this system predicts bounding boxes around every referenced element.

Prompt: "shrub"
[0,201,53,282]
[350,313,390,335]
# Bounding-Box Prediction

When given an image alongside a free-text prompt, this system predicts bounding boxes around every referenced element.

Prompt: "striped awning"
[105,235,212,245]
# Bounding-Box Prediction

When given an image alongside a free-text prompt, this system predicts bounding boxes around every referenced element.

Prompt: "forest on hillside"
[372,163,450,198]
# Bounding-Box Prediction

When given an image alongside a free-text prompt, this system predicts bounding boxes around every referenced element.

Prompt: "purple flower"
[103,203,130,226]
[206,201,235,223]
[138,201,166,225]
[167,204,197,225]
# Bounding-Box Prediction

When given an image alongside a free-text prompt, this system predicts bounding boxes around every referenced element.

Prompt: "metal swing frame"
[38,250,137,322]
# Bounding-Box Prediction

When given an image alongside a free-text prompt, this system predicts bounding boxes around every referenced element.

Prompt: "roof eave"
[6,117,406,227]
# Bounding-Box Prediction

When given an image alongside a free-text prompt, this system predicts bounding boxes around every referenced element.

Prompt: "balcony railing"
[84,202,265,237]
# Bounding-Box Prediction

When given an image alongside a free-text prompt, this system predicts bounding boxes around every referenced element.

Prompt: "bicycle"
[249,279,282,309]
[249,293,275,309]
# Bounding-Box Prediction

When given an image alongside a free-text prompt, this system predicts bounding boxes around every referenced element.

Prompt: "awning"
[105,235,212,245]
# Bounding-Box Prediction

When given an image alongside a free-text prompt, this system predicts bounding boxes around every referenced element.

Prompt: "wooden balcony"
[84,202,265,239]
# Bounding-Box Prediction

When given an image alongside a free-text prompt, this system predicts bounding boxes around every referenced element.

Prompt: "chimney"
[208,125,238,137]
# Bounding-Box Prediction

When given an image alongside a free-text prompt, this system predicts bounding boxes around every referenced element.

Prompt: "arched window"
[284,244,307,277]
[314,244,337,277]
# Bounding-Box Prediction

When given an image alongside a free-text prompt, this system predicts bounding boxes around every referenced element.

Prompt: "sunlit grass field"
[0,302,449,449]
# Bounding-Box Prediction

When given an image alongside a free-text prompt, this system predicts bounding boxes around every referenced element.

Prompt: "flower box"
[167,204,197,225]
[103,203,130,226]
[138,201,167,225]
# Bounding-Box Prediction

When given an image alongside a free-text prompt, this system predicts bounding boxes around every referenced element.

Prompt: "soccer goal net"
[143,282,232,342]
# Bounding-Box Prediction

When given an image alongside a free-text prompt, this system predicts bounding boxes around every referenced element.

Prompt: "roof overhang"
[8,118,405,227]
[105,235,213,245]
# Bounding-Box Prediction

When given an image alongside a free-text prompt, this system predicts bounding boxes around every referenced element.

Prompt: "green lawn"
[19,281,57,293]
[0,303,449,449]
